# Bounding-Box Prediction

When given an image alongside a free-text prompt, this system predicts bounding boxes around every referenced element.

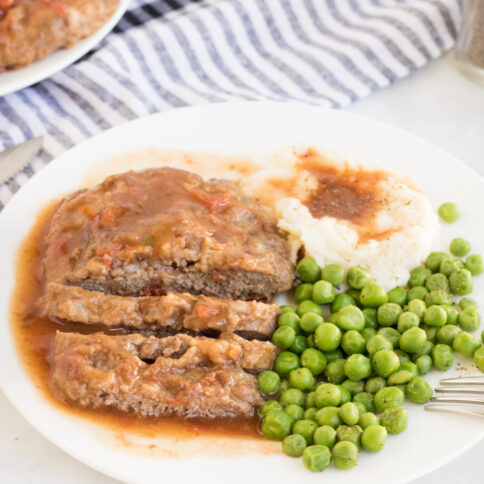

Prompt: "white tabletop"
[1,53,483,484]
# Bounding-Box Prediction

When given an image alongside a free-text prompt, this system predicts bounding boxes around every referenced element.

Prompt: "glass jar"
[455,0,484,85]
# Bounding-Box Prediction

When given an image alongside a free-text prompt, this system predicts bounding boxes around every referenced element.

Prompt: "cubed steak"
[44,168,296,301]
[53,331,270,417]
[41,283,279,336]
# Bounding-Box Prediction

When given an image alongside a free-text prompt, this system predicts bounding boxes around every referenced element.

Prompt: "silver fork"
[425,376,484,418]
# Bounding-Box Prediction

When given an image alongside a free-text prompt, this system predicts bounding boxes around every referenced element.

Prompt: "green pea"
[482,329,484,344]
[324,349,344,362]
[459,297,478,310]
[294,283,314,302]
[449,269,473,296]
[331,293,356,313]
[339,402,360,425]
[400,327,427,353]
[296,257,321,283]
[465,254,484,275]
[300,348,327,376]
[425,252,449,273]
[378,327,401,348]
[377,303,402,327]
[406,376,433,404]
[261,411,294,440]
[411,341,434,360]
[438,202,460,223]
[453,331,482,357]
[288,368,314,391]
[344,354,371,381]
[474,346,484,372]
[302,444,331,472]
[459,306,481,332]
[312,280,335,304]
[431,344,454,371]
[304,407,318,420]
[400,361,419,377]
[437,324,462,346]
[332,441,359,470]
[424,305,448,327]
[274,351,300,376]
[336,305,365,331]
[341,330,366,355]
[282,434,306,457]
[408,286,429,301]
[397,312,420,333]
[374,386,405,412]
[307,334,315,348]
[361,327,377,343]
[337,385,352,405]
[346,289,362,306]
[305,392,316,409]
[324,358,346,384]
[372,349,400,378]
[425,273,450,292]
[407,299,426,319]
[321,264,345,286]
[415,355,432,375]
[353,401,366,416]
[442,305,459,325]
[278,379,290,394]
[280,388,306,407]
[296,300,323,317]
[387,370,413,385]
[361,425,387,452]
[293,419,318,445]
[277,311,301,332]
[394,349,411,364]
[409,266,432,287]
[424,326,439,343]
[272,326,297,349]
[360,283,388,308]
[365,377,386,394]
[314,383,341,408]
[386,287,407,307]
[347,266,373,289]
[380,406,408,434]
[440,258,465,277]
[450,237,471,257]
[280,305,296,313]
[315,406,342,428]
[289,335,308,355]
[313,425,336,448]
[341,379,365,395]
[359,412,380,429]
[258,370,280,395]
[353,392,375,413]
[425,288,452,306]
[258,400,284,417]
[285,404,304,421]
[362,307,378,329]
[336,425,363,449]
[315,323,342,352]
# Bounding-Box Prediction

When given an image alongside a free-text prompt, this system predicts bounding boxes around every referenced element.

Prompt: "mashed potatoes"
[242,147,439,290]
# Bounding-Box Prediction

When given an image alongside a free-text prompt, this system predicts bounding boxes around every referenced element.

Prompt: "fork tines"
[424,375,484,418]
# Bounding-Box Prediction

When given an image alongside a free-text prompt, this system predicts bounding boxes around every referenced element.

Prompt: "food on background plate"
[9,148,484,474]
[242,147,439,290]
[0,0,119,72]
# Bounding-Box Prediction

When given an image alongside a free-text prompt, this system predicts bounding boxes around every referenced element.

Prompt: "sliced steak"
[41,283,279,336]
[53,331,266,418]
[43,168,296,301]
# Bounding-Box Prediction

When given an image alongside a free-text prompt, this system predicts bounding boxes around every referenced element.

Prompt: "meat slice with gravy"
[52,331,269,418]
[41,283,280,336]
[43,168,296,301]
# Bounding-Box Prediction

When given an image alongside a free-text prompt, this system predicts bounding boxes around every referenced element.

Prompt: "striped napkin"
[0,0,462,209]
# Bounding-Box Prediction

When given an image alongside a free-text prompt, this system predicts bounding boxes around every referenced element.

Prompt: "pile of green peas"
[258,233,484,472]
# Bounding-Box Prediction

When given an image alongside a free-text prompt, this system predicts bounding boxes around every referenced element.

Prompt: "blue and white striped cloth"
[0,0,462,209]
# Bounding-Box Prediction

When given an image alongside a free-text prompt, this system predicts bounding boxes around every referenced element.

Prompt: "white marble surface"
[1,53,483,484]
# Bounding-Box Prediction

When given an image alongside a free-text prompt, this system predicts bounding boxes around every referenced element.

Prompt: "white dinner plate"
[0,0,130,97]
[0,102,483,484]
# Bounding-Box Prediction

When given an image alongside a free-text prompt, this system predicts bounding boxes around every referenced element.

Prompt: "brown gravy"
[9,201,262,443]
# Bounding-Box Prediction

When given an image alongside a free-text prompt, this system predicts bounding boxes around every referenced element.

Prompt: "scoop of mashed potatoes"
[242,147,439,290]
